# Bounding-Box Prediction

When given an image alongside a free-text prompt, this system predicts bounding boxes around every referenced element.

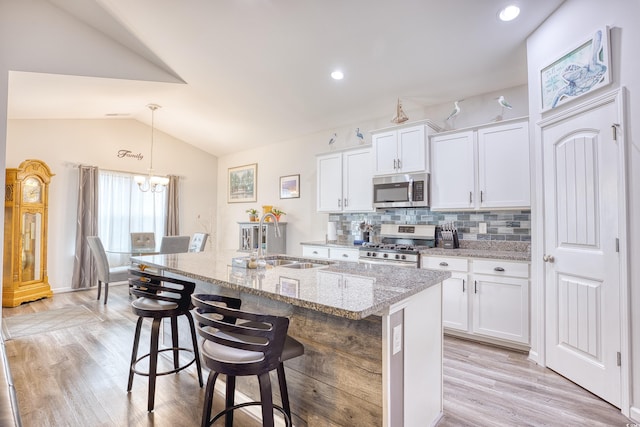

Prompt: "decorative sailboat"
[391,98,409,124]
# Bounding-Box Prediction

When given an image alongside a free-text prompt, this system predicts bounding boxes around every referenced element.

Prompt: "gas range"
[358,224,436,267]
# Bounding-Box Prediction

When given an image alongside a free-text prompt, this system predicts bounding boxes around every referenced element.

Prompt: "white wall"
[6,118,217,292]
[527,0,640,419]
[215,84,528,254]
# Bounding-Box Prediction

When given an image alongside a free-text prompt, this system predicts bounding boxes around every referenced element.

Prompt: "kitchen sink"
[266,259,297,266]
[280,262,325,269]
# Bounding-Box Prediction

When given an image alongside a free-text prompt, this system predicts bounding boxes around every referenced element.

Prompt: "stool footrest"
[131,347,197,377]
[209,401,291,427]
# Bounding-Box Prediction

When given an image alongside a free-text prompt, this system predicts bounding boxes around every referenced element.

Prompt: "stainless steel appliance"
[372,172,429,209]
[358,224,436,267]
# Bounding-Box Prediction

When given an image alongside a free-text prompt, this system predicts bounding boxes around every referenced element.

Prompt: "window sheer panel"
[98,171,167,266]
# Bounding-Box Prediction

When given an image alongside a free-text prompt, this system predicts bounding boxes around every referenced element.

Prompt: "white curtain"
[98,170,167,266]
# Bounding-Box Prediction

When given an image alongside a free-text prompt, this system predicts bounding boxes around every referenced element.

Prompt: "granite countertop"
[301,240,531,262]
[131,251,450,320]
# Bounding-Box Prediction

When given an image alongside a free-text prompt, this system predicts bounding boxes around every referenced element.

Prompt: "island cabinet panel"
[237,295,383,426]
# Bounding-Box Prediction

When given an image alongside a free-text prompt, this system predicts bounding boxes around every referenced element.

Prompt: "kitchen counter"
[131,251,448,426]
[303,239,531,261]
[132,251,449,320]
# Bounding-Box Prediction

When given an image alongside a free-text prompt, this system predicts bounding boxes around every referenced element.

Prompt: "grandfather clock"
[3,159,54,307]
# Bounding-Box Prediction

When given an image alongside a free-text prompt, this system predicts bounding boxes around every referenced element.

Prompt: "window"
[98,170,166,265]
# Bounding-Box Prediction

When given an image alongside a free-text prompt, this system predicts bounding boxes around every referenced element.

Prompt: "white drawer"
[329,248,360,262]
[302,246,329,259]
[421,256,468,272]
[472,259,529,278]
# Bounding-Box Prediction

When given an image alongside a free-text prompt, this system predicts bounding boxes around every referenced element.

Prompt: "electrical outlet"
[479,222,487,234]
[393,325,402,355]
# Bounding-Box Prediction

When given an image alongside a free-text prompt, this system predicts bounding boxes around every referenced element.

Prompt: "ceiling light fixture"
[331,70,344,80]
[498,5,520,21]
[134,104,169,192]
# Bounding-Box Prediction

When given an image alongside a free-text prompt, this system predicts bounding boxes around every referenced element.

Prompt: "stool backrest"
[159,236,190,254]
[131,232,156,251]
[192,294,289,373]
[129,269,195,312]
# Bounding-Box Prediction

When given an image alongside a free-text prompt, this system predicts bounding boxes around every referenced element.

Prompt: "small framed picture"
[278,277,300,297]
[228,163,257,203]
[279,174,300,199]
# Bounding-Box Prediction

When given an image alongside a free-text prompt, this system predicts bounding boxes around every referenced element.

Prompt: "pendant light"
[134,104,169,192]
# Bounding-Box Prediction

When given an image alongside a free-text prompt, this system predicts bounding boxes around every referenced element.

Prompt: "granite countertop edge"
[138,257,450,321]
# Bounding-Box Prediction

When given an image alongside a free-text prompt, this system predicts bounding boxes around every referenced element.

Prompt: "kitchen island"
[132,251,450,427]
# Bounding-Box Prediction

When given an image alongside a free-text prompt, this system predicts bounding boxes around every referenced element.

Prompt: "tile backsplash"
[328,209,531,243]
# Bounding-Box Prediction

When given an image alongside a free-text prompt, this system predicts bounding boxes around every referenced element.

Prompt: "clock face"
[22,177,42,203]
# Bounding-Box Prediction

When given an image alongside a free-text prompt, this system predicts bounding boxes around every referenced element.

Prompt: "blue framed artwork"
[540,27,611,112]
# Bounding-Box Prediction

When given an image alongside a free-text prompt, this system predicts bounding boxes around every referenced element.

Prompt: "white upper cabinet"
[430,118,530,211]
[477,121,530,209]
[430,130,475,210]
[372,124,430,175]
[317,147,373,212]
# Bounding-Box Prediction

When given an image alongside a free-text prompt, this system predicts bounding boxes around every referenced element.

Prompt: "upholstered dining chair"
[86,236,129,304]
[130,232,156,253]
[159,236,190,254]
[188,233,208,252]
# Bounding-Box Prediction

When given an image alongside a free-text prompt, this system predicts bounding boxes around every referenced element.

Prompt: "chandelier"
[134,104,169,192]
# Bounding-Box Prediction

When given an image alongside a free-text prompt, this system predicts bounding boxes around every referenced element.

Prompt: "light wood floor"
[1,284,632,426]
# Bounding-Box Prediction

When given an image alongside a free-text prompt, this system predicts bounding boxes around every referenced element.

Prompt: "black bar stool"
[192,294,304,427]
[127,269,204,412]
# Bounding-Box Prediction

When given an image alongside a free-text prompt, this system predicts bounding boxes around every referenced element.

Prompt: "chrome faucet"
[257,213,281,259]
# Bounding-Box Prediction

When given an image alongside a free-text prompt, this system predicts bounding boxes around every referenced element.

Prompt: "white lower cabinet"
[423,255,530,347]
[301,245,359,262]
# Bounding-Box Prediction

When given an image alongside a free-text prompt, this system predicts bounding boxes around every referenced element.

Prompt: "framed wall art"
[540,27,611,112]
[228,163,257,203]
[279,174,300,199]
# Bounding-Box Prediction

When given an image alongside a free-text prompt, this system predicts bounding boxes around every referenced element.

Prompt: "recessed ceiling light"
[331,70,344,80]
[498,5,520,21]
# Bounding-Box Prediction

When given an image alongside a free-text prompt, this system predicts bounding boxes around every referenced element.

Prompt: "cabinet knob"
[543,255,555,263]
[342,253,349,258]
[439,262,449,267]
[312,251,318,255]
[493,266,505,272]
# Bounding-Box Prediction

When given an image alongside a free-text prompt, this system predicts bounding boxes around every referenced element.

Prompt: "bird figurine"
[497,95,513,109]
[445,100,463,122]
[355,128,364,143]
[328,133,337,146]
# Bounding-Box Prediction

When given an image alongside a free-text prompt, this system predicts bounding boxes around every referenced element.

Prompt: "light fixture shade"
[134,175,147,185]
[150,175,170,186]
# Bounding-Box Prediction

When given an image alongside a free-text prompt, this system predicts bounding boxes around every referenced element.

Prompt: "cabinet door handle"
[439,262,449,267]
[480,190,484,203]
[393,159,397,169]
[397,159,401,169]
[469,192,473,204]
[474,280,478,294]
[462,279,466,293]
[312,251,318,255]
[338,198,342,208]
[494,266,505,272]
[344,198,348,207]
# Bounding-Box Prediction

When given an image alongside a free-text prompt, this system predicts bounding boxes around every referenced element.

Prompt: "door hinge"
[616,238,620,253]
[617,351,621,366]
[612,123,620,141]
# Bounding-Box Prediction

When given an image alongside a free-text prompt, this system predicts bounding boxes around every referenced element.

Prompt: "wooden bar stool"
[127,269,204,412]
[192,294,304,427]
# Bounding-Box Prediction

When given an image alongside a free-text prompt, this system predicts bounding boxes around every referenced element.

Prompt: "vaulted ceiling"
[7,0,564,156]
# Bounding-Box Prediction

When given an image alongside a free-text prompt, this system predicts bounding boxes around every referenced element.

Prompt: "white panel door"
[472,274,529,343]
[317,153,342,212]
[430,131,475,210]
[542,98,621,407]
[343,148,373,212]
[397,125,427,173]
[372,131,398,175]
[442,272,469,332]
[478,120,530,208]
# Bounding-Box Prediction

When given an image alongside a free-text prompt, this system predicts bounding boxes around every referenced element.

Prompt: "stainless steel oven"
[358,224,436,268]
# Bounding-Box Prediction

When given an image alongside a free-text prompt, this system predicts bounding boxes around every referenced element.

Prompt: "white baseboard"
[630,406,640,423]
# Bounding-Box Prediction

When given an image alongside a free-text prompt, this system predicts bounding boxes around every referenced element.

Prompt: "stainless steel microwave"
[372,173,430,209]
